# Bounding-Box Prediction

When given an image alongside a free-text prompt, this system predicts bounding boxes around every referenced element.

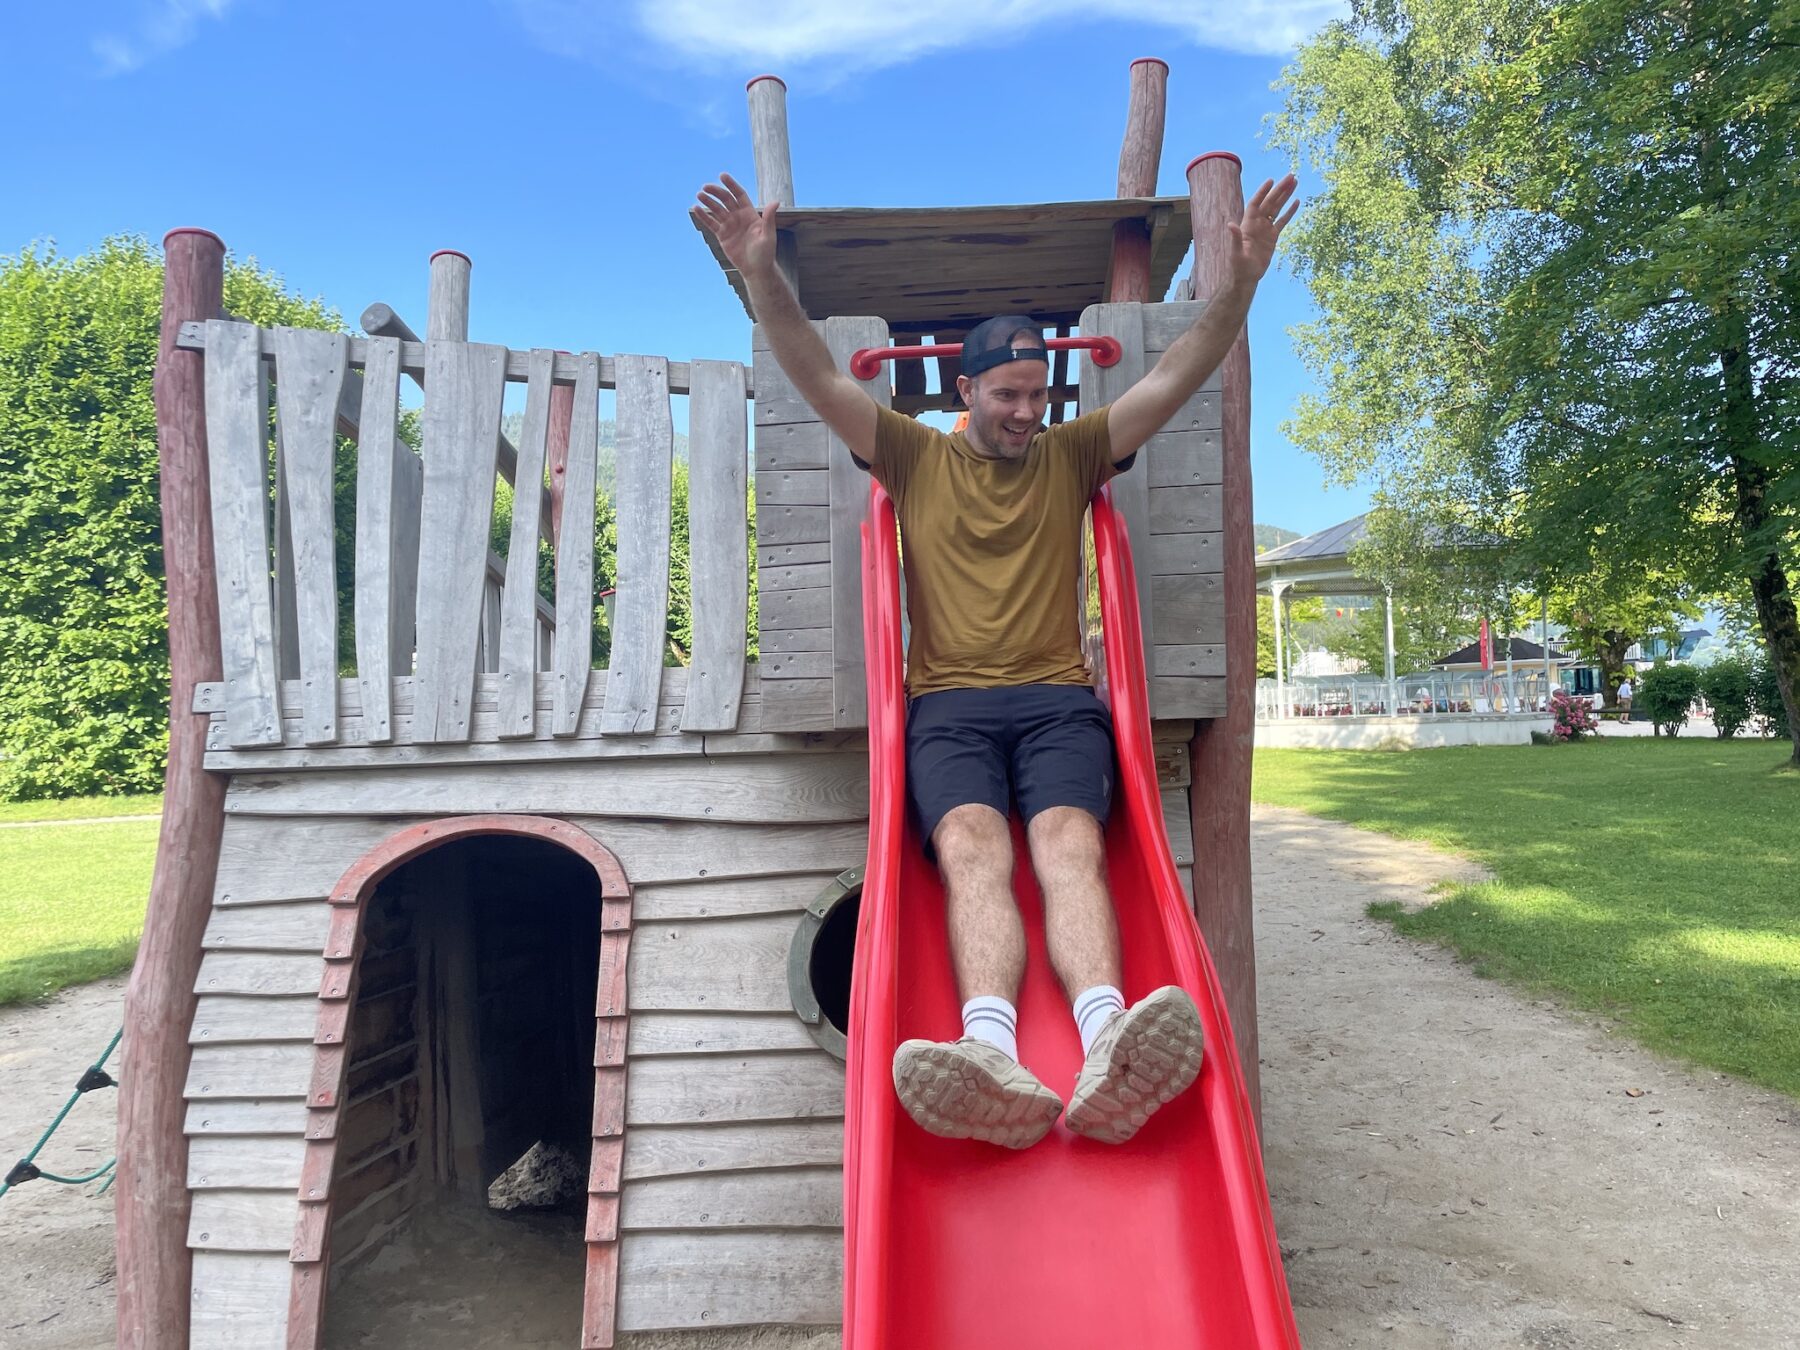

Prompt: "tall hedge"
[0,238,340,798]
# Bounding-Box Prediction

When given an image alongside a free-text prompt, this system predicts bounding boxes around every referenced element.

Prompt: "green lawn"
[1254,739,1800,1098]
[0,817,159,1005]
[0,793,161,823]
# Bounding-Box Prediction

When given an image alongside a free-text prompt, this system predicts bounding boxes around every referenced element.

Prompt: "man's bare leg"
[890,803,1060,1147]
[1027,806,1206,1145]
[935,803,1026,1002]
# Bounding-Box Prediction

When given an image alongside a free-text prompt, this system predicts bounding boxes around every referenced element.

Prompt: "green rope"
[1,1027,121,1200]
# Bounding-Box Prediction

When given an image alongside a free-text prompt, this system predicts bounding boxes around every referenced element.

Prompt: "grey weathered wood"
[478,574,502,674]
[761,562,831,592]
[1153,644,1226,677]
[629,1012,822,1057]
[212,813,870,904]
[177,323,756,398]
[426,250,471,341]
[391,446,423,673]
[1081,303,1153,654]
[1150,677,1229,719]
[189,996,319,1045]
[747,76,796,211]
[193,952,324,998]
[1162,784,1196,864]
[201,901,331,952]
[189,1252,293,1350]
[760,651,831,680]
[188,1136,306,1190]
[759,626,833,653]
[412,340,507,742]
[220,754,869,824]
[623,1166,841,1231]
[825,317,889,730]
[184,1042,314,1099]
[553,353,602,736]
[758,469,828,505]
[602,354,674,735]
[683,360,750,733]
[1146,428,1222,486]
[1150,484,1223,534]
[617,1231,840,1332]
[632,871,842,922]
[1148,530,1223,576]
[353,335,404,742]
[761,678,836,731]
[757,504,831,547]
[760,586,831,630]
[183,1098,308,1135]
[755,420,829,471]
[622,1119,842,1180]
[188,1189,297,1253]
[626,1052,844,1126]
[630,913,808,1012]
[202,321,282,747]
[1154,571,1225,642]
[498,350,557,738]
[1140,300,1214,352]
[270,328,349,745]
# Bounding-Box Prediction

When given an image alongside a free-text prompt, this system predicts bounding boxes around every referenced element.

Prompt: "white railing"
[1256,671,1558,721]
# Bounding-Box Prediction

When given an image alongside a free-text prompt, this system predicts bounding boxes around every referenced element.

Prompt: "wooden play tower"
[115,60,1261,1348]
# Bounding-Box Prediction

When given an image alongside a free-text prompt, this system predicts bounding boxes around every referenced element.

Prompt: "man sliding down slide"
[695,170,1296,1148]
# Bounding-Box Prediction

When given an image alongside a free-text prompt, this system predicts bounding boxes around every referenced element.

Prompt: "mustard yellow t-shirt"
[863,405,1128,696]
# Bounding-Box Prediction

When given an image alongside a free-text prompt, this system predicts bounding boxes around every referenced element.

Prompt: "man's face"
[958,352,1050,461]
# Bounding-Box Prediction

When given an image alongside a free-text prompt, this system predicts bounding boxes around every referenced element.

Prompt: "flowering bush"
[1548,688,1598,741]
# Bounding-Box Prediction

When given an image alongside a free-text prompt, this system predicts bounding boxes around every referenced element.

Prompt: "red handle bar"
[849,336,1122,381]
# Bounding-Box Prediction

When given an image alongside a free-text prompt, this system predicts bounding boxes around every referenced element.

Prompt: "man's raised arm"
[694,173,878,463]
[1105,173,1299,463]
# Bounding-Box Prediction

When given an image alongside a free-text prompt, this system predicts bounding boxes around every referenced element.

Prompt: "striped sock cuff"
[962,996,1019,1061]
[1074,985,1126,1054]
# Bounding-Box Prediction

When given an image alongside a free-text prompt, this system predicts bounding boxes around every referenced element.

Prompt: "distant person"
[1616,676,1634,725]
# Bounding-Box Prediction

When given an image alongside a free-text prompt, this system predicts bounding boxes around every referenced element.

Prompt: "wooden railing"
[182,321,751,749]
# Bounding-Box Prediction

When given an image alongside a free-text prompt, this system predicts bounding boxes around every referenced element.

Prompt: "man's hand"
[1228,174,1299,287]
[694,172,780,280]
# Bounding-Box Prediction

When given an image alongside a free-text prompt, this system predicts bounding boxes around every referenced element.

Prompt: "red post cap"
[430,249,472,265]
[1186,152,1243,174]
[746,74,787,91]
[163,227,225,248]
[1130,57,1169,71]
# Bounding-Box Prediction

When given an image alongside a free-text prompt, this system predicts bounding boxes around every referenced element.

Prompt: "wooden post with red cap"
[1184,151,1263,1132]
[1107,58,1168,303]
[116,226,228,1350]
[746,75,801,294]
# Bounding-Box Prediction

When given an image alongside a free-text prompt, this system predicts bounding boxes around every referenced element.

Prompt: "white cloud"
[509,0,1345,79]
[93,0,241,76]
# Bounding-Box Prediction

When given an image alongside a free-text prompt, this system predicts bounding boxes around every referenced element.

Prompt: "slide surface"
[844,482,1301,1349]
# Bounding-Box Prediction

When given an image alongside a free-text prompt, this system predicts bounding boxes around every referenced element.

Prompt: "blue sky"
[4,0,1369,537]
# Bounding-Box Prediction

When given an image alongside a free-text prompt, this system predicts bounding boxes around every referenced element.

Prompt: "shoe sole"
[1065,988,1205,1145]
[893,1042,1063,1149]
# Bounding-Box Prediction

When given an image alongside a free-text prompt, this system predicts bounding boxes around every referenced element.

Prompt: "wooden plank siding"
[497,349,557,738]
[1080,301,1228,721]
[554,353,603,735]
[681,360,750,732]
[601,355,674,735]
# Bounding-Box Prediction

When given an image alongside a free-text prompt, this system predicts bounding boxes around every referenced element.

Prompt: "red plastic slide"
[844,482,1301,1349]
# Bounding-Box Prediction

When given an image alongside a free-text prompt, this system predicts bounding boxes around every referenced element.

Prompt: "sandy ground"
[2,809,1795,1348]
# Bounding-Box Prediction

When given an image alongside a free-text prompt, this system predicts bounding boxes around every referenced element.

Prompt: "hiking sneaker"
[1065,985,1205,1145]
[892,1038,1064,1149]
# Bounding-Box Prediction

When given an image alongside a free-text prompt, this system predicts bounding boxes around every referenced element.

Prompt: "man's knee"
[933,804,1012,882]
[1027,805,1106,876]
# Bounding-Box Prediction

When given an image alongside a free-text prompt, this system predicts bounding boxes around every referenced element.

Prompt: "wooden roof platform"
[695,197,1193,335]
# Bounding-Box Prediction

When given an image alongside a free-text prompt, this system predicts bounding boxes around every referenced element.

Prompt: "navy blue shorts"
[906,684,1116,849]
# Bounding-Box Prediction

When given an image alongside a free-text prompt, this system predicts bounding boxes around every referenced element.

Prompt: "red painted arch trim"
[1186,151,1243,174]
[285,815,633,1350]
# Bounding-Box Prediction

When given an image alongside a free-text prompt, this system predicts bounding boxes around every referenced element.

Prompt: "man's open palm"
[694,172,778,278]
[1228,174,1299,285]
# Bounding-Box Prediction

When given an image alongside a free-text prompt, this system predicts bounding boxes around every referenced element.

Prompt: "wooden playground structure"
[115,60,1262,1348]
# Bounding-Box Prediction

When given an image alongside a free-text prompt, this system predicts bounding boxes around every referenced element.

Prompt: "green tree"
[1546,567,1698,709]
[1274,0,1800,763]
[1323,591,1468,675]
[0,238,339,798]
[1697,656,1756,739]
[1637,662,1701,738]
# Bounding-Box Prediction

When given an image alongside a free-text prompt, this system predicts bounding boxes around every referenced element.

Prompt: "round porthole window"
[787,867,862,1061]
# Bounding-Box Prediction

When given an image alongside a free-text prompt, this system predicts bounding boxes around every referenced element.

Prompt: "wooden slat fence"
[196,323,756,750]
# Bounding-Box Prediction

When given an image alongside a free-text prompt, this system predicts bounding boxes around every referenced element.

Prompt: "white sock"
[961,996,1018,1062]
[1074,985,1126,1055]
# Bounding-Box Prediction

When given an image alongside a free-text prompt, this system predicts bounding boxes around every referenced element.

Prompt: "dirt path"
[2,813,1794,1348]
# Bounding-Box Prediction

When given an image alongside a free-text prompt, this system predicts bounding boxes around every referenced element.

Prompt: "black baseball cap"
[960,315,1049,379]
